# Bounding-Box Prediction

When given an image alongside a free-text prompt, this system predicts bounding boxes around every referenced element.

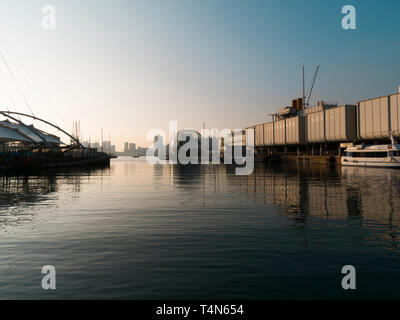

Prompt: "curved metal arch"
[0,111,84,148]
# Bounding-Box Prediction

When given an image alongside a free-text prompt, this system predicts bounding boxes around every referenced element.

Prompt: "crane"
[306,65,320,108]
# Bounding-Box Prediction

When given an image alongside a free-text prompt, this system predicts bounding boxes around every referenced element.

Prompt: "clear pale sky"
[0,0,399,150]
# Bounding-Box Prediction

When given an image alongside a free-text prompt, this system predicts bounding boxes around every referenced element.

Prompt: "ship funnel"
[297,98,303,110]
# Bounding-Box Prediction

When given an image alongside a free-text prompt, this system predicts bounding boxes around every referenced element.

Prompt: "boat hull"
[341,157,400,168]
[0,155,111,172]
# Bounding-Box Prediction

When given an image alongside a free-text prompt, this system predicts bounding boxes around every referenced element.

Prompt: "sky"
[0,0,399,150]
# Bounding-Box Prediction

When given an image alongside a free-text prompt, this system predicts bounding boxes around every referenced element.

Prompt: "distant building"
[82,141,89,148]
[91,142,100,150]
[129,143,136,154]
[136,147,148,156]
[115,144,147,157]
[103,141,111,153]
[110,145,116,154]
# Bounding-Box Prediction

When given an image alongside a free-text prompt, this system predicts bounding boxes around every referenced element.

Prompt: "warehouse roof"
[0,125,32,142]
[0,120,62,145]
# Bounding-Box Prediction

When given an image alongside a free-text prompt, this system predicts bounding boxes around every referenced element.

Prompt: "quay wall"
[244,91,400,158]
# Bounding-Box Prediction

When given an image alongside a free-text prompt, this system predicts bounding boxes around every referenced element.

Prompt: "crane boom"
[306,65,320,107]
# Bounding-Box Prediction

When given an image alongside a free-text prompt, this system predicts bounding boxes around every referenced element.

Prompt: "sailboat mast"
[101,127,103,152]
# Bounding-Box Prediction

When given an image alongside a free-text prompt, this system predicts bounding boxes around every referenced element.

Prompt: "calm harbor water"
[0,156,399,299]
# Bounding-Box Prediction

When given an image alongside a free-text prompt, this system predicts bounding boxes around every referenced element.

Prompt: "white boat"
[341,135,400,168]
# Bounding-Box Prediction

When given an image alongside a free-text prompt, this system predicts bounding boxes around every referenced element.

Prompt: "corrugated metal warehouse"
[244,88,400,158]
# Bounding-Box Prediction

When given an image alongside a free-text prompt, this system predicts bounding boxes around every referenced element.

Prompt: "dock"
[237,88,400,164]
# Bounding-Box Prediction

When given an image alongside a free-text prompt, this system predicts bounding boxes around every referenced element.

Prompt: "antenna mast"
[302,66,305,109]
[306,65,320,108]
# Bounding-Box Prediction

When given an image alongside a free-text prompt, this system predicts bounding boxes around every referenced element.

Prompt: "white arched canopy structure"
[0,111,83,148]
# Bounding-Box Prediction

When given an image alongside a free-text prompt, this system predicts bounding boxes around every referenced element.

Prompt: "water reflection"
[1,158,400,299]
[3,160,400,232]
[0,166,110,228]
[149,161,400,228]
[229,162,400,249]
[171,164,203,189]
[239,162,400,225]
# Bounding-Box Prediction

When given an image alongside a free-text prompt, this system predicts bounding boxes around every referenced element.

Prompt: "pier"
[240,88,400,164]
[0,111,112,172]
